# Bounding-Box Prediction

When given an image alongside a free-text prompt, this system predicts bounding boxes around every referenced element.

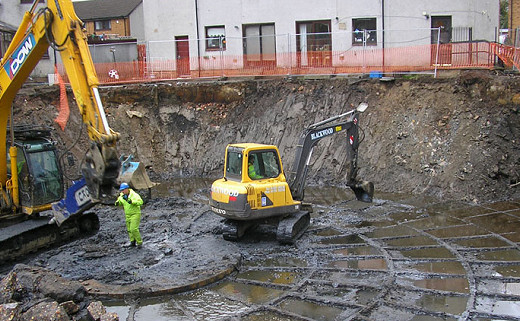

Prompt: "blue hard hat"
[119,182,130,191]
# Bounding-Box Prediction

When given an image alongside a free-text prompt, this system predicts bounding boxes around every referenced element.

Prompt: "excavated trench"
[3,71,520,320]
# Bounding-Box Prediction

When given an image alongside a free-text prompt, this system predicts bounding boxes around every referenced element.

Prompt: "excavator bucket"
[119,155,158,190]
[350,180,374,203]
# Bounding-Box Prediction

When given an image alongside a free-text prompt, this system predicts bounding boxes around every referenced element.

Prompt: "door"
[243,24,276,68]
[431,16,452,66]
[296,20,332,67]
[175,36,190,77]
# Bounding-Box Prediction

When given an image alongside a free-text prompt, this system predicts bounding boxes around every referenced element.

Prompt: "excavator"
[210,103,374,244]
[0,0,151,262]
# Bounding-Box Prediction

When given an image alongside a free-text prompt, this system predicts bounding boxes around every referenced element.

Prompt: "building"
[73,0,144,66]
[0,1,54,78]
[142,0,500,75]
[73,0,144,42]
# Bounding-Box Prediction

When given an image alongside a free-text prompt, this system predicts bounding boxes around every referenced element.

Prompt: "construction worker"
[248,157,262,179]
[115,182,144,247]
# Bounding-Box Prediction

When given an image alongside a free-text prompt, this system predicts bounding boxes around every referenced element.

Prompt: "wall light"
[422,11,430,19]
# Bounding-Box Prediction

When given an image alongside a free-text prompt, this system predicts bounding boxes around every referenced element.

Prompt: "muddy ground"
[3,70,520,319]
[13,70,520,203]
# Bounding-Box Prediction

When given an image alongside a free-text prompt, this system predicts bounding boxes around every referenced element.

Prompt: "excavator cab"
[15,142,63,208]
[6,130,64,215]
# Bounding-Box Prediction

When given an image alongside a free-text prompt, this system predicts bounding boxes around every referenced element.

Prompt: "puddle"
[495,264,520,277]
[173,289,250,320]
[104,302,130,321]
[313,228,343,237]
[389,211,426,223]
[468,213,520,234]
[415,293,468,315]
[327,258,387,270]
[444,205,496,219]
[384,236,438,247]
[476,296,520,319]
[133,299,188,321]
[474,249,520,261]
[318,234,366,245]
[241,311,296,321]
[404,215,464,230]
[501,232,520,242]
[491,300,520,318]
[213,281,285,304]
[452,236,511,248]
[396,247,456,259]
[315,270,389,287]
[303,284,379,304]
[304,186,357,205]
[242,257,308,268]
[235,270,299,285]
[424,200,473,214]
[427,225,489,238]
[364,225,419,238]
[278,298,354,321]
[409,261,466,275]
[484,201,520,212]
[403,277,470,293]
[332,246,382,256]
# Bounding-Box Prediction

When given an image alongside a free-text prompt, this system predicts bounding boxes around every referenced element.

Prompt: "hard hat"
[119,182,130,191]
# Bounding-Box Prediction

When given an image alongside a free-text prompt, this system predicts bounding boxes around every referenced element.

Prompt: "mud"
[3,71,520,320]
[3,181,520,320]
[13,71,520,203]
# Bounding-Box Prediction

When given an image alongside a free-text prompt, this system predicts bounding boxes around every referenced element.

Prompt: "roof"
[0,21,18,33]
[73,0,142,20]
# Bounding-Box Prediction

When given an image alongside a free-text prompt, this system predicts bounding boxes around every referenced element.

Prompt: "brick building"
[509,0,520,29]
[73,0,144,42]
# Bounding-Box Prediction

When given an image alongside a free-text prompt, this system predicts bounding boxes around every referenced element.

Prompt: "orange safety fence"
[491,43,520,70]
[57,41,497,85]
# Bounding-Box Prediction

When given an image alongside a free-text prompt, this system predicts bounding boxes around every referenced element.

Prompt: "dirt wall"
[13,71,520,203]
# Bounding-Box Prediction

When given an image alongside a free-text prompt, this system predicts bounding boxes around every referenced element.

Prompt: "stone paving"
[105,191,520,320]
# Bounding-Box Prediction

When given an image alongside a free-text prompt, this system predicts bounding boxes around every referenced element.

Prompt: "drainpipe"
[382,0,385,72]
[195,0,201,77]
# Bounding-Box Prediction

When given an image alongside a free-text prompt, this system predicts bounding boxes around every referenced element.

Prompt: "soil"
[3,70,520,318]
[13,70,520,203]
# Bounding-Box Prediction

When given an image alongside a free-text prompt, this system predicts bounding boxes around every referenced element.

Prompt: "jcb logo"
[4,34,35,79]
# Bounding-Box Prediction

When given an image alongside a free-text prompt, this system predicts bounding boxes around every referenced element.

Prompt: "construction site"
[0,70,519,320]
[2,0,520,320]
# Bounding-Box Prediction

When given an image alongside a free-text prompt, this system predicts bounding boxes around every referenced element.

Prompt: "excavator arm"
[288,103,374,202]
[0,0,120,201]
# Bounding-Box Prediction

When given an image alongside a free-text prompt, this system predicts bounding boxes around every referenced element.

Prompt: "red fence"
[57,41,501,85]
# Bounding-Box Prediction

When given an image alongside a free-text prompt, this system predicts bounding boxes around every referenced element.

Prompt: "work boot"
[124,241,136,247]
[136,242,142,249]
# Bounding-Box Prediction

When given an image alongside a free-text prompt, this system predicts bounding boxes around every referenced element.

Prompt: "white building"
[0,1,54,78]
[142,0,500,74]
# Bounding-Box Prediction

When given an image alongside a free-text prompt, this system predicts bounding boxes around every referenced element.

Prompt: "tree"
[501,0,509,29]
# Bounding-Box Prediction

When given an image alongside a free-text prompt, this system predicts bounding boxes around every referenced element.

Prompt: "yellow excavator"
[0,0,152,262]
[210,103,374,244]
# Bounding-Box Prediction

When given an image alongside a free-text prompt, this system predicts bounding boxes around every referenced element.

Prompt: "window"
[226,149,243,178]
[206,26,226,50]
[243,24,276,66]
[94,20,111,31]
[296,20,332,67]
[352,18,377,46]
[248,150,281,180]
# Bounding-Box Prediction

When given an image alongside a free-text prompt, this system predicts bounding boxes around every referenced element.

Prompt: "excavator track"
[276,211,310,244]
[0,213,99,264]
[222,219,257,241]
